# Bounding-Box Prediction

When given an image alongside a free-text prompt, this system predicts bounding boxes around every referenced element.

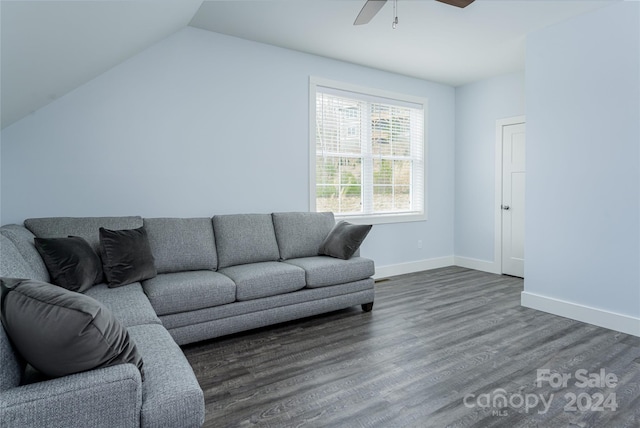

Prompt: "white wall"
[454,72,525,269]
[524,2,640,335]
[0,27,456,270]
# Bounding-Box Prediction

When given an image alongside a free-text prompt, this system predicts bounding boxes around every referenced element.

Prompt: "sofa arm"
[0,363,142,428]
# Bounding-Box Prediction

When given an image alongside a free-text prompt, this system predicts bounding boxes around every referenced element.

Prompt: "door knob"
[501,205,510,210]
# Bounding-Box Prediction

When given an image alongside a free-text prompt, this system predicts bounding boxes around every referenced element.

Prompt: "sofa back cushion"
[0,225,50,282]
[24,216,143,253]
[213,214,280,268]
[272,212,336,260]
[144,218,217,273]
[0,234,39,280]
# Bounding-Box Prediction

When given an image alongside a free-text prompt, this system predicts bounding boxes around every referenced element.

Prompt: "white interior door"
[501,122,525,277]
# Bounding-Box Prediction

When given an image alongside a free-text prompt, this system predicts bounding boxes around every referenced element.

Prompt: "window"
[310,77,426,224]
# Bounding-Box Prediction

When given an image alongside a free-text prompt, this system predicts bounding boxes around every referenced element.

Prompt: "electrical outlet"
[417,240,423,249]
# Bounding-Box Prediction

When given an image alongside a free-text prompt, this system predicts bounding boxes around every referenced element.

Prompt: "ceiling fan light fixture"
[436,0,475,8]
[354,0,387,25]
[392,0,398,29]
[354,0,474,27]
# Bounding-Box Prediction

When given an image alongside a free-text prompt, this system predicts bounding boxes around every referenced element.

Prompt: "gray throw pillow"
[34,236,103,293]
[99,226,156,287]
[319,221,372,260]
[0,278,144,379]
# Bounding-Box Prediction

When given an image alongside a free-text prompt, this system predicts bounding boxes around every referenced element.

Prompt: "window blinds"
[314,84,425,219]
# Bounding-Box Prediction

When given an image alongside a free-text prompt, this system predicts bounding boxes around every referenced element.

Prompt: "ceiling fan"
[354,0,475,26]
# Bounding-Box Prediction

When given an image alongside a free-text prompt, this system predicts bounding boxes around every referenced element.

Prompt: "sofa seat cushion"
[127,324,204,428]
[219,261,306,301]
[142,271,236,316]
[160,278,374,331]
[284,256,375,288]
[85,283,161,327]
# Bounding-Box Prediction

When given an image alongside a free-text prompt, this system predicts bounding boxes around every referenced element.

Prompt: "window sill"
[336,212,427,225]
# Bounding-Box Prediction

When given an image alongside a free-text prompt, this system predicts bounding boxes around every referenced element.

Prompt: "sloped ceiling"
[0,0,616,130]
[0,0,203,129]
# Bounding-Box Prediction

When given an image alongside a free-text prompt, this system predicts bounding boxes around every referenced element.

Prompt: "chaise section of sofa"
[1,219,204,428]
[127,324,204,428]
[0,233,143,428]
[1,335,143,428]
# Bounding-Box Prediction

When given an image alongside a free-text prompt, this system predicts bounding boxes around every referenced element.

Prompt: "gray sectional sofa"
[0,212,375,428]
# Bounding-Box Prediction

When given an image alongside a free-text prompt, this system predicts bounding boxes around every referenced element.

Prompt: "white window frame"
[309,76,428,225]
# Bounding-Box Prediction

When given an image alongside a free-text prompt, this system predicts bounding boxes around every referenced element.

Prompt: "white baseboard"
[453,256,500,274]
[374,256,454,280]
[373,255,499,280]
[521,292,640,337]
[373,258,640,337]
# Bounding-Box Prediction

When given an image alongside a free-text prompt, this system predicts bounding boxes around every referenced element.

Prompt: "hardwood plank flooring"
[182,266,640,427]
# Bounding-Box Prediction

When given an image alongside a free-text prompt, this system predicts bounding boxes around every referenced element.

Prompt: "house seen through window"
[310,78,426,224]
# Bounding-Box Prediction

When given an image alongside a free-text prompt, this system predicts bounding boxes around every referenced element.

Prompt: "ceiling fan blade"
[436,0,475,8]
[354,0,388,25]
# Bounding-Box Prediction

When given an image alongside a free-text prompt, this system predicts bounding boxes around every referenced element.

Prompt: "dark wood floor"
[182,266,640,428]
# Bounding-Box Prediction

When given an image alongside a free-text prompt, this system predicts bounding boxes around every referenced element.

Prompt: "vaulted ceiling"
[0,0,614,129]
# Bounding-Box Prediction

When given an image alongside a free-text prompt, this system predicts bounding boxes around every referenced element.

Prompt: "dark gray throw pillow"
[34,236,103,293]
[99,226,156,288]
[319,221,372,260]
[0,278,144,379]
